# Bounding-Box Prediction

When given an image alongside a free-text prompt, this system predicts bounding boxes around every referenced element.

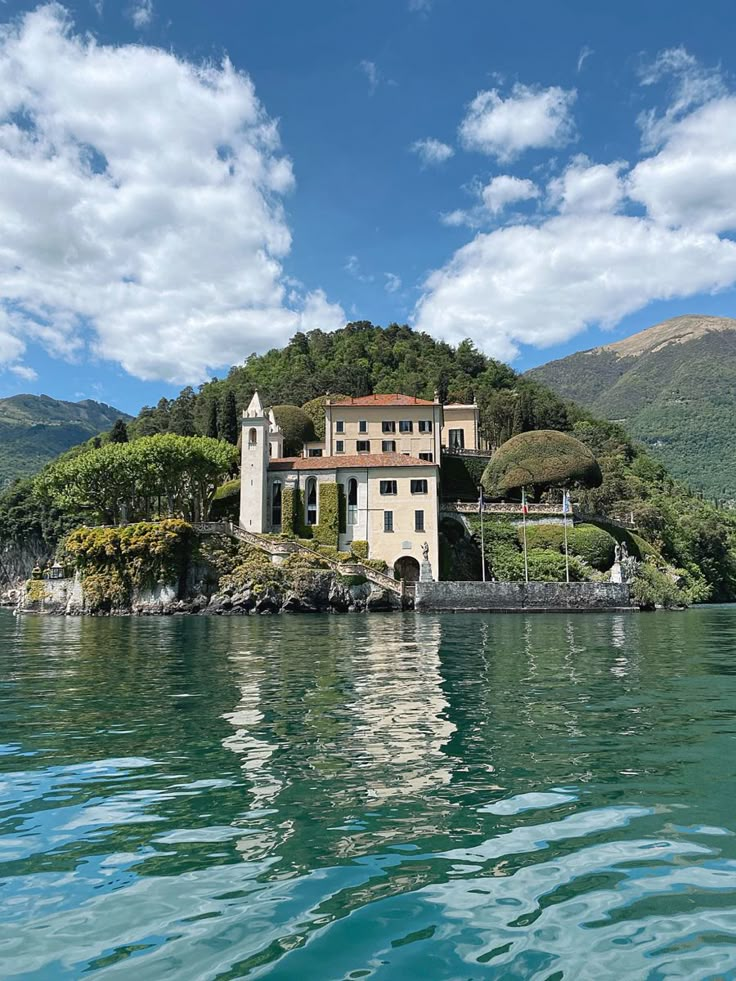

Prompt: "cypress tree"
[109,419,129,444]
[206,400,219,439]
[221,390,239,445]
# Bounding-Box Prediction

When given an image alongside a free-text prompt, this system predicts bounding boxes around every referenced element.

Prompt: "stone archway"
[394,555,421,583]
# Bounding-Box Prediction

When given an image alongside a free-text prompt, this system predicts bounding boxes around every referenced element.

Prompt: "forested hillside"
[0,394,131,487]
[2,321,736,603]
[526,315,736,502]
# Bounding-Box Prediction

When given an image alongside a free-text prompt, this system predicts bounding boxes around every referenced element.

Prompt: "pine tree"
[109,419,129,444]
[205,400,219,439]
[221,390,239,445]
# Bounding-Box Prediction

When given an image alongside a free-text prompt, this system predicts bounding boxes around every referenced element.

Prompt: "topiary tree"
[481,430,602,497]
[272,405,317,456]
[301,394,349,441]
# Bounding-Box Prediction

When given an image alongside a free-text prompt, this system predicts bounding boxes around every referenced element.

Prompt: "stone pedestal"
[420,560,434,583]
[610,562,623,584]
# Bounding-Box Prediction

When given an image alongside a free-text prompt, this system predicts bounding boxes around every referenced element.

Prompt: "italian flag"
[521,488,529,515]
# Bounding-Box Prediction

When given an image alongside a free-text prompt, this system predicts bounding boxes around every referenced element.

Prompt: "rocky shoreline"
[5,570,404,617]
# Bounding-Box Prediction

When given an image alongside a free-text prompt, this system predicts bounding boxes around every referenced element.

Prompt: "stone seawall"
[415,581,634,612]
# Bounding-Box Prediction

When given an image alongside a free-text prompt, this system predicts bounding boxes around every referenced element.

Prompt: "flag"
[478,486,484,513]
[562,490,571,515]
[521,488,529,515]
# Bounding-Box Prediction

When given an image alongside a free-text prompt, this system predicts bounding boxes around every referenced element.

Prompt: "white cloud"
[345,255,373,283]
[130,0,152,29]
[481,175,538,214]
[408,0,431,11]
[411,137,454,167]
[548,155,626,214]
[577,46,593,73]
[414,214,736,359]
[9,363,38,381]
[629,97,736,233]
[459,84,577,161]
[360,59,379,94]
[0,4,344,383]
[384,272,402,293]
[637,46,726,149]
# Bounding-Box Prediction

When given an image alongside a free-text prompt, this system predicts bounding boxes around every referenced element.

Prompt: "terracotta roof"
[329,393,435,407]
[269,452,438,471]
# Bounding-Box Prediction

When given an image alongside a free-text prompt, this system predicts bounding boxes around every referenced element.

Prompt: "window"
[383,511,394,533]
[305,477,317,526]
[419,452,433,462]
[415,510,425,532]
[359,419,368,433]
[380,480,397,495]
[336,420,345,433]
[357,440,370,453]
[449,428,465,450]
[348,478,358,525]
[382,420,396,433]
[308,448,323,457]
[272,481,282,527]
[418,420,432,433]
[248,427,257,447]
[382,440,396,453]
[335,440,345,453]
[411,479,428,494]
[399,420,413,433]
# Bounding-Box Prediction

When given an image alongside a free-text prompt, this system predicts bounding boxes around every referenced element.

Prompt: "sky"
[2,0,736,414]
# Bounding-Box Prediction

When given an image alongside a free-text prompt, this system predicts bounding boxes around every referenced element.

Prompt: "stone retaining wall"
[415,581,634,612]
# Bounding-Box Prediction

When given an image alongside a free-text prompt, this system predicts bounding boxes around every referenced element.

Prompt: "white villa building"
[239,391,485,582]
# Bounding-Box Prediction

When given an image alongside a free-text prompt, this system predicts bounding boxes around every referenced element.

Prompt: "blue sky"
[1,0,736,414]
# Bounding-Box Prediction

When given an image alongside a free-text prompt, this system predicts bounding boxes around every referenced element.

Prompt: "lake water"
[1,608,736,980]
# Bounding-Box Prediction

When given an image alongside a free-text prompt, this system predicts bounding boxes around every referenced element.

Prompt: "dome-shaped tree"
[272,405,317,456]
[481,430,602,497]
[301,394,349,441]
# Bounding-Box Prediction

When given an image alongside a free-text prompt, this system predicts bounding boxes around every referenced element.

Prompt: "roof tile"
[270,452,437,471]
[329,393,435,407]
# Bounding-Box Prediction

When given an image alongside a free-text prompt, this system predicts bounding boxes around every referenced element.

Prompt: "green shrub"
[271,405,316,455]
[522,523,617,570]
[351,540,369,560]
[440,455,489,500]
[482,430,602,496]
[210,478,240,521]
[632,561,688,609]
[526,548,586,582]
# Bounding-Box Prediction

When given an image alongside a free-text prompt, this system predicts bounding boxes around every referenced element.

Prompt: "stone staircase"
[195,521,403,596]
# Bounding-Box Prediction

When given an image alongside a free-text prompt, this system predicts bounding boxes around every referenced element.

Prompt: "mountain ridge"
[0,393,132,487]
[526,315,736,500]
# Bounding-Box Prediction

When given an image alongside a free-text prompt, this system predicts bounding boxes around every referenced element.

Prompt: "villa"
[239,392,485,581]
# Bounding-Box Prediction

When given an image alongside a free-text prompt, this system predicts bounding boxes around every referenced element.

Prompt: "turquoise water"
[1,608,736,980]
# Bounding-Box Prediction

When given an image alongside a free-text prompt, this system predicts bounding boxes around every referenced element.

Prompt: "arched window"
[347,478,358,526]
[305,477,318,526]
[272,481,282,527]
[248,427,258,447]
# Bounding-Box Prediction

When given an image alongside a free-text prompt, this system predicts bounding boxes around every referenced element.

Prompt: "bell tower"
[239,391,270,532]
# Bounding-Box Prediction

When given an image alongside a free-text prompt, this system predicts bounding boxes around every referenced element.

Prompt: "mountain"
[526,315,736,501]
[0,394,132,487]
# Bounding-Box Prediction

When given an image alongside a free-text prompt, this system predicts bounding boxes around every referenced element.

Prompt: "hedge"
[440,454,489,500]
[281,486,299,537]
[482,430,602,496]
[210,478,240,521]
[301,394,349,441]
[522,523,617,571]
[351,540,369,560]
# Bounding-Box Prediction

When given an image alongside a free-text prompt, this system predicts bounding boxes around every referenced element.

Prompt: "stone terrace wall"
[415,581,634,612]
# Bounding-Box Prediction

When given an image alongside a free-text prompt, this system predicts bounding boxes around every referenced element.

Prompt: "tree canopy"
[36,434,237,525]
[272,405,316,455]
[482,430,603,496]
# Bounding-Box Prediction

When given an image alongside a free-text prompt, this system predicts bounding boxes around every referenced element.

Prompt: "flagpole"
[480,488,486,582]
[522,487,529,583]
[563,489,570,584]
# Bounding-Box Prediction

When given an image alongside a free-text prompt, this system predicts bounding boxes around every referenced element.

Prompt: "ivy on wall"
[62,519,192,611]
[281,486,299,537]
[313,483,341,548]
